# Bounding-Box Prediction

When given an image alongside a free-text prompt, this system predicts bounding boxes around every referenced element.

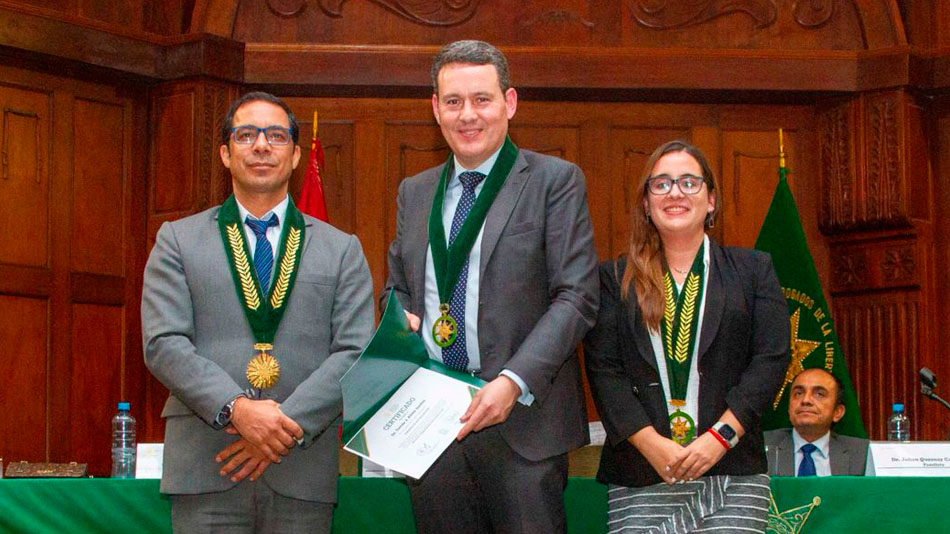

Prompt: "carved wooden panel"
[68,303,123,475]
[830,238,921,293]
[834,294,920,440]
[509,125,580,164]
[288,120,357,234]
[71,98,126,276]
[864,91,905,225]
[0,85,50,268]
[818,99,856,232]
[0,295,48,463]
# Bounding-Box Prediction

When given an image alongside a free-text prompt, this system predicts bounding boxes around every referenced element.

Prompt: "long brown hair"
[620,140,719,332]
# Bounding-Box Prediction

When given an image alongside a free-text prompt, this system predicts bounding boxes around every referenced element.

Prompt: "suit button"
[632,386,639,395]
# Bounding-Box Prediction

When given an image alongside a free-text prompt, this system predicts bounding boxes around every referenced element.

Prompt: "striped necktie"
[245,214,279,294]
[441,171,486,371]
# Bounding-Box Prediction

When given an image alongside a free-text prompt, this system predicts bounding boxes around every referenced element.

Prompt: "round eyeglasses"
[230,125,293,146]
[646,174,705,196]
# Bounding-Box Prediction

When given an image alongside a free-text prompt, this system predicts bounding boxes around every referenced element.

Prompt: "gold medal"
[247,343,280,390]
[668,400,695,445]
[432,303,457,348]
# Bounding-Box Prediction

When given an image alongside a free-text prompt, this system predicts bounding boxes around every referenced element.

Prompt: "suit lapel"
[411,170,441,314]
[778,430,796,476]
[479,152,529,275]
[829,433,848,475]
[698,240,725,360]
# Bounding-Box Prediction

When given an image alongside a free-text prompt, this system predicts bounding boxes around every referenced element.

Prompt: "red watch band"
[707,428,731,450]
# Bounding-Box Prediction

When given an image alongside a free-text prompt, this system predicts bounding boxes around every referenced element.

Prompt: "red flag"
[299,111,329,222]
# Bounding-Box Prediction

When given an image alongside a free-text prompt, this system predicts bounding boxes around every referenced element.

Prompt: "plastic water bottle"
[887,403,910,442]
[111,401,136,478]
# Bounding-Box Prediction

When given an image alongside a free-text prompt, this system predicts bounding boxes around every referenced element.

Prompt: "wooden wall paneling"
[71,97,126,276]
[0,84,51,268]
[578,120,611,260]
[833,292,921,440]
[353,119,387,301]
[924,95,950,440]
[286,118,357,234]
[0,295,49,463]
[68,303,123,475]
[606,126,691,258]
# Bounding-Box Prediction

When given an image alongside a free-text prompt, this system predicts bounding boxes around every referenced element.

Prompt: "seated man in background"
[765,368,868,476]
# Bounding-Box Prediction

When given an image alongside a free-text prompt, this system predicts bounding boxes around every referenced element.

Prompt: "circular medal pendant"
[669,409,696,445]
[432,303,457,348]
[247,343,280,390]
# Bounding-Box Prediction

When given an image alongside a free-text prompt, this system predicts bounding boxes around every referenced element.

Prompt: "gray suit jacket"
[764,428,868,476]
[383,149,599,461]
[142,205,374,502]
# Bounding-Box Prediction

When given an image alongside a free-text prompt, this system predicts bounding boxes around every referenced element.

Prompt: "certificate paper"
[345,367,478,478]
[341,290,485,479]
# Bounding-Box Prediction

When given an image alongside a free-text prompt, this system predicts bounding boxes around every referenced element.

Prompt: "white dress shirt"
[236,195,289,271]
[421,147,533,404]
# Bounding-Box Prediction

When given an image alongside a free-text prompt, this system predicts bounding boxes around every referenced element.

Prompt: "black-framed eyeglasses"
[646,174,705,196]
[230,125,293,146]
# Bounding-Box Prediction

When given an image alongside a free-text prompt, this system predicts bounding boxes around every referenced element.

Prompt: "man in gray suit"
[765,368,867,476]
[142,91,374,532]
[383,40,599,533]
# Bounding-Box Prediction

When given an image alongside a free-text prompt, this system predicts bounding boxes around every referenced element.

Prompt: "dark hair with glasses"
[219,91,299,146]
[621,140,721,331]
[431,40,511,94]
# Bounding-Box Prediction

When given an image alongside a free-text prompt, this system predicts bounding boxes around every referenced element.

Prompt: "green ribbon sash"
[217,194,306,344]
[427,136,518,304]
[660,241,705,444]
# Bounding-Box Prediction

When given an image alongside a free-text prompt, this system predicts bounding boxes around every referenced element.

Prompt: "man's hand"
[669,431,728,482]
[229,397,303,462]
[456,375,521,440]
[629,427,686,485]
[215,437,272,482]
[405,312,421,332]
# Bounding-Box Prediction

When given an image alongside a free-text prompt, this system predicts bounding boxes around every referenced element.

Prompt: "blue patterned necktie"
[441,171,486,371]
[245,214,279,294]
[798,443,817,477]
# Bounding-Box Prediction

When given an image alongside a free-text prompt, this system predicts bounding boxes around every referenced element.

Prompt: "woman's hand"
[629,426,687,484]
[669,432,728,482]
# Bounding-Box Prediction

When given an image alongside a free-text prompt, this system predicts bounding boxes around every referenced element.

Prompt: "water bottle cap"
[117,401,131,411]
[893,403,904,412]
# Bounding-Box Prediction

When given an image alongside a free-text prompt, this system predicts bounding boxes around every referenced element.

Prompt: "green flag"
[754,139,867,439]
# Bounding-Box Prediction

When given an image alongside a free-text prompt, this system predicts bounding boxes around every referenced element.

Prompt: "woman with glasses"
[584,140,789,533]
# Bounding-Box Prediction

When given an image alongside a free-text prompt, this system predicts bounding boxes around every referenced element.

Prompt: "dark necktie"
[245,214,279,294]
[798,443,818,477]
[441,171,486,371]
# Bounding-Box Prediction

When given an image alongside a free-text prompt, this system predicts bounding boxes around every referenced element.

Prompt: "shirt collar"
[236,195,289,225]
[450,145,502,188]
[792,428,831,459]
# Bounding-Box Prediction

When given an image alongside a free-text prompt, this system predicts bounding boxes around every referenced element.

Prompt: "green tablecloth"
[0,476,947,533]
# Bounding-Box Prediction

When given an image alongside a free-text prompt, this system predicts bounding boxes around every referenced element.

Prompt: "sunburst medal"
[247,343,280,390]
[432,303,457,348]
[669,402,695,445]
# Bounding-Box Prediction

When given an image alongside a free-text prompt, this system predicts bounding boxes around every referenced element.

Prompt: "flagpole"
[778,128,787,182]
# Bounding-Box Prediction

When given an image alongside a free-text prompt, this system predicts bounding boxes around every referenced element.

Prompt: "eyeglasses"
[646,174,705,195]
[230,125,293,146]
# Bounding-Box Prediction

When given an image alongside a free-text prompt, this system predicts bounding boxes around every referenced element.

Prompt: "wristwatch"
[711,422,739,449]
[216,395,244,427]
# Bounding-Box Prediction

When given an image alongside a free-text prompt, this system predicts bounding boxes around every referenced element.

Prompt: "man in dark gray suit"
[143,92,374,532]
[765,368,867,476]
[383,40,599,533]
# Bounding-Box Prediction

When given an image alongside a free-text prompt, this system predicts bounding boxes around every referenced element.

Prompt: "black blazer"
[583,239,790,487]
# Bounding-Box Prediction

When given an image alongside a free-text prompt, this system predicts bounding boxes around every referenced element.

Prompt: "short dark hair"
[219,91,299,146]
[431,40,511,94]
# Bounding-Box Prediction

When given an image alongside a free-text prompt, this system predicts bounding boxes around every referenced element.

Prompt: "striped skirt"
[607,474,770,533]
